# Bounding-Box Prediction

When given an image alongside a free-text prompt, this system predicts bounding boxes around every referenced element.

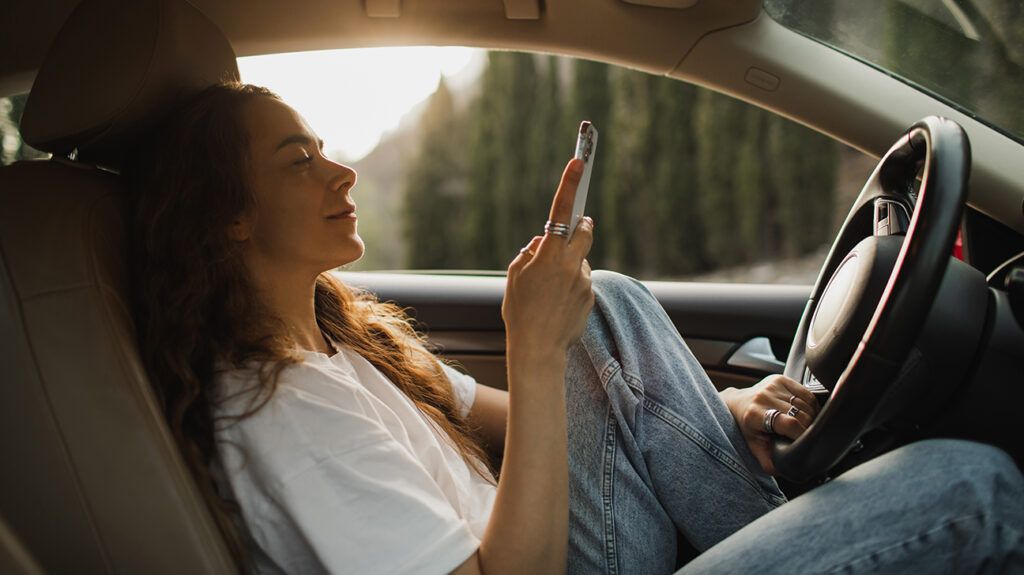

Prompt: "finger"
[508,236,544,274]
[548,158,584,225]
[770,386,816,416]
[772,413,807,441]
[777,400,815,429]
[582,258,592,277]
[773,375,818,413]
[536,159,584,258]
[789,397,816,420]
[568,216,595,260]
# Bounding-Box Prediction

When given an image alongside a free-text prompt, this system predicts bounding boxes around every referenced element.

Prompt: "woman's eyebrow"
[275,134,325,152]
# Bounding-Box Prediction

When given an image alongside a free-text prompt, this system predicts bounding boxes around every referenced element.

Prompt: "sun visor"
[20,0,239,168]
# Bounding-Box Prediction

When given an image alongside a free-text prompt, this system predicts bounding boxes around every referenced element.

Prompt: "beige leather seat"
[0,0,243,571]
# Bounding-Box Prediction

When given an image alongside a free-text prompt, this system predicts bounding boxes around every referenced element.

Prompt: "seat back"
[0,0,241,571]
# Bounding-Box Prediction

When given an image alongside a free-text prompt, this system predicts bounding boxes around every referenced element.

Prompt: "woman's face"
[235,96,362,274]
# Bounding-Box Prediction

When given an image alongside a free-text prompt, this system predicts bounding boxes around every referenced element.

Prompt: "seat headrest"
[20,0,239,169]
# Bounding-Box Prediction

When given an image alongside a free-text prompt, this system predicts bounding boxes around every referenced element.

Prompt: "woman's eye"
[293,154,313,166]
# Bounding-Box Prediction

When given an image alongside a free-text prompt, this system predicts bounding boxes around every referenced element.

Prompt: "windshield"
[763,0,1024,144]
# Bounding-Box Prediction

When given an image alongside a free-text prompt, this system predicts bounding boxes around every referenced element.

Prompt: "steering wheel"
[771,116,972,482]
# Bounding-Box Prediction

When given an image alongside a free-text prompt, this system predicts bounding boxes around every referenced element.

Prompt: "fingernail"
[585,216,595,226]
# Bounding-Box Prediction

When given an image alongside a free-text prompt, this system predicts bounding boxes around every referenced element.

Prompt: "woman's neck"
[245,258,332,355]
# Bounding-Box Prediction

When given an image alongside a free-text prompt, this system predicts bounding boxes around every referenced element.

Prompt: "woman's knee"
[898,439,1019,484]
[916,439,1024,566]
[886,439,1023,526]
[591,270,647,300]
[590,270,664,319]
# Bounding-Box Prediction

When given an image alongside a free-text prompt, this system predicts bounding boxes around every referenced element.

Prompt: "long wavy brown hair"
[124,82,494,566]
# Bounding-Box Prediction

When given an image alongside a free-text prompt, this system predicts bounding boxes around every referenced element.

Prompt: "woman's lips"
[326,205,357,219]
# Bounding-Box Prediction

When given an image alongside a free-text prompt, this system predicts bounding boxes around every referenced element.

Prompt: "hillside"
[341,52,486,270]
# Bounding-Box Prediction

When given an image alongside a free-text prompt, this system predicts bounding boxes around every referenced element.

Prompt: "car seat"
[0,0,241,571]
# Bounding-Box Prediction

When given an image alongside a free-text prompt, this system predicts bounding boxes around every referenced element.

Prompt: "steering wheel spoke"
[803,367,830,397]
[872,197,911,236]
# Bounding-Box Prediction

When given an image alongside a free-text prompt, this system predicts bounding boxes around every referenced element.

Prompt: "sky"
[238,47,481,162]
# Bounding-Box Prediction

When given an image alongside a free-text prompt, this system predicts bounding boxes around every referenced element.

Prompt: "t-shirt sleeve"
[439,362,478,419]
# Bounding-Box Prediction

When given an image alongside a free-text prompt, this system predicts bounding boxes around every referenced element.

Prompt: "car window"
[242,49,874,284]
[0,94,47,165]
[4,50,876,285]
[764,0,1024,145]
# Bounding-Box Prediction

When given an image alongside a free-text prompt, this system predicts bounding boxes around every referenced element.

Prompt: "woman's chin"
[332,237,366,268]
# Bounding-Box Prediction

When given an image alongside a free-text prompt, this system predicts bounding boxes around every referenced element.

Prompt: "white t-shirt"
[212,343,497,574]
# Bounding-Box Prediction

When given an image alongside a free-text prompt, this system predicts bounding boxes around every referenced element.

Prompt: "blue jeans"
[565,270,1024,574]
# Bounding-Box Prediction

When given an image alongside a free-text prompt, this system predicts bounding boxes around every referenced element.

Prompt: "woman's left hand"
[720,375,820,475]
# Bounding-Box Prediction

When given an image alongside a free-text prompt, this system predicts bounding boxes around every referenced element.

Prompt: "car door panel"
[337,272,809,390]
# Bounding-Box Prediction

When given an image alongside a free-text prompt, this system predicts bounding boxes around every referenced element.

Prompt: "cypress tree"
[766,115,838,258]
[526,56,565,235]
[567,59,613,268]
[492,52,542,261]
[603,68,660,275]
[651,77,703,276]
[463,53,506,269]
[734,107,772,262]
[693,90,747,268]
[402,78,466,268]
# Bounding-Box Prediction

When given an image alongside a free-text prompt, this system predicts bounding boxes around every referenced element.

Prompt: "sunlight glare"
[238,47,480,162]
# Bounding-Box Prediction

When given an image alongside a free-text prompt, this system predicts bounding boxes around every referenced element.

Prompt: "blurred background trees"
[0,94,47,165]
[3,0,1020,281]
[0,56,846,281]
[398,53,840,278]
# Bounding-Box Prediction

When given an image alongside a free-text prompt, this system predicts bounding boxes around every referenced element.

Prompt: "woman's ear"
[228,216,253,242]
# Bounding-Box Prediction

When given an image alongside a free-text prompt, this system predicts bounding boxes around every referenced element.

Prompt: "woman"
[126,82,1023,574]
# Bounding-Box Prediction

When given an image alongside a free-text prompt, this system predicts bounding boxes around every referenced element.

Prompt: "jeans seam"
[620,369,645,396]
[602,406,619,575]
[643,399,786,508]
[823,513,991,574]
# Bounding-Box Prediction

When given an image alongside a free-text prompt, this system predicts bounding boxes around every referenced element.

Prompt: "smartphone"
[569,120,598,241]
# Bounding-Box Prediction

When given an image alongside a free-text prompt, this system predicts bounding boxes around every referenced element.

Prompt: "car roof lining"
[0,0,761,95]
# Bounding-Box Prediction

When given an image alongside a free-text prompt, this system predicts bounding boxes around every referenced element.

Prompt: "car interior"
[1,0,1023,572]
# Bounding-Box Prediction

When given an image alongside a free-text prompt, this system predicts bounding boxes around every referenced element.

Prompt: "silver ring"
[763,408,781,434]
[788,395,797,405]
[787,405,800,417]
[544,220,571,238]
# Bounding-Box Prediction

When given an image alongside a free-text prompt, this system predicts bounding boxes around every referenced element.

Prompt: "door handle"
[726,337,785,374]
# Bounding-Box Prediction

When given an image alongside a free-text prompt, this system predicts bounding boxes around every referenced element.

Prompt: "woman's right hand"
[720,375,820,475]
[501,158,595,358]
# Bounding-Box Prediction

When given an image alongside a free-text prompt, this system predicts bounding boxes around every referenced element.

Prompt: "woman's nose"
[328,160,357,193]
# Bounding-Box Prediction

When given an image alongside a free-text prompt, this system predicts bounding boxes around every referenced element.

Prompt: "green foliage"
[400,55,842,279]
[767,115,838,256]
[402,79,466,268]
[603,67,659,273]
[693,89,748,267]
[733,108,771,262]
[650,78,702,275]
[567,59,612,265]
[463,54,506,268]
